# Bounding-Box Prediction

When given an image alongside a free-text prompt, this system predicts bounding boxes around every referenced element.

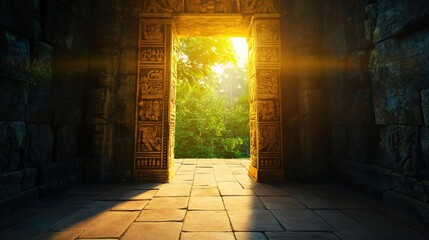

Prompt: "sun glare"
[212,37,248,74]
[231,37,248,65]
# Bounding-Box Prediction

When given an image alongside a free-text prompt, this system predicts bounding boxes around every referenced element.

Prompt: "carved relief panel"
[248,17,283,181]
[135,18,176,182]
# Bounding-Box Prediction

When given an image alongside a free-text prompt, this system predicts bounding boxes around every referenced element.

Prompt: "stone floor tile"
[218,186,255,196]
[318,194,370,209]
[253,188,290,196]
[53,208,105,231]
[342,209,428,240]
[271,209,335,231]
[84,201,118,210]
[35,230,82,240]
[121,222,182,240]
[183,211,232,231]
[377,207,429,236]
[181,232,235,240]
[234,232,268,240]
[78,211,138,239]
[292,194,336,209]
[110,200,149,211]
[190,188,220,196]
[182,159,198,165]
[227,210,284,231]
[215,175,237,182]
[195,168,214,174]
[260,196,306,210]
[266,232,341,240]
[316,210,384,240]
[119,189,158,200]
[155,184,192,197]
[188,197,225,210]
[95,194,123,201]
[145,197,189,209]
[222,196,266,210]
[137,209,186,222]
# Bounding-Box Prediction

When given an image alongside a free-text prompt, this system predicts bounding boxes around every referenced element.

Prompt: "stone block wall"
[324,0,429,222]
[0,0,91,212]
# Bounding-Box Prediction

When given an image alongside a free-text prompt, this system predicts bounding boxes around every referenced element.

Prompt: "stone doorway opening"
[134,8,283,183]
[173,37,250,160]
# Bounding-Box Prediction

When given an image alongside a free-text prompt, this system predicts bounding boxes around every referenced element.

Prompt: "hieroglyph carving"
[141,0,280,13]
[139,69,164,99]
[138,100,163,122]
[142,0,182,13]
[257,70,279,99]
[259,124,280,153]
[142,24,165,42]
[256,23,279,42]
[137,125,162,152]
[141,48,165,63]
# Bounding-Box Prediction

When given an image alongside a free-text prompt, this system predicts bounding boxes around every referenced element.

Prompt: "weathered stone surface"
[0,171,21,199]
[371,55,428,125]
[43,1,79,50]
[119,48,138,74]
[422,90,429,126]
[345,3,376,51]
[121,18,139,47]
[31,41,53,87]
[0,29,31,81]
[347,126,370,163]
[26,87,53,123]
[117,74,136,100]
[374,0,429,42]
[0,0,41,39]
[0,80,29,121]
[347,89,374,125]
[331,126,347,160]
[26,124,54,166]
[347,51,370,88]
[91,55,119,78]
[53,99,82,124]
[96,14,123,43]
[421,127,429,180]
[378,126,420,176]
[54,125,77,162]
[115,99,135,124]
[326,24,348,59]
[20,168,37,190]
[96,0,123,15]
[0,122,25,172]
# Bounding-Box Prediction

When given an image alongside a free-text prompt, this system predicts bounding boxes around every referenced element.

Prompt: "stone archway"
[134,0,284,182]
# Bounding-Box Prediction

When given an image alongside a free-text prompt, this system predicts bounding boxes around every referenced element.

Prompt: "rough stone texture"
[0,29,31,81]
[26,87,53,123]
[374,0,429,42]
[54,125,78,162]
[422,90,429,127]
[0,80,29,121]
[31,42,53,87]
[0,122,25,172]
[26,124,54,167]
[0,0,41,39]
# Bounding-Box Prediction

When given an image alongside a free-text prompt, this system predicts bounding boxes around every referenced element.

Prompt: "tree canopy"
[174,38,249,158]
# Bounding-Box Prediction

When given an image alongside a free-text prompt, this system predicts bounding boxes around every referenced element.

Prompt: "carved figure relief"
[142,24,164,42]
[137,125,162,152]
[185,0,238,13]
[136,158,162,168]
[138,100,163,122]
[260,158,281,169]
[250,120,257,167]
[256,23,279,42]
[240,0,279,13]
[259,124,280,152]
[142,0,182,13]
[258,47,279,62]
[257,70,278,99]
[141,48,165,63]
[258,100,279,121]
[139,69,164,99]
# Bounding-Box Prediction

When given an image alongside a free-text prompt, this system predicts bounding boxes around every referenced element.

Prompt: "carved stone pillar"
[248,15,284,181]
[134,17,176,182]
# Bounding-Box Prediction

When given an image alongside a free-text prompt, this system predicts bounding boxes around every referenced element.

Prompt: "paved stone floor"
[1,159,429,240]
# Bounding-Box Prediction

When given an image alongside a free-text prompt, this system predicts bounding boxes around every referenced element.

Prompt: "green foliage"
[174,38,249,158]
